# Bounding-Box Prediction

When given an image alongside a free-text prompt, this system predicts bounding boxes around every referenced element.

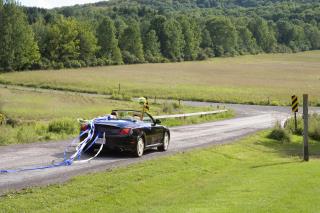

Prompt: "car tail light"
[81,124,89,131]
[119,128,132,135]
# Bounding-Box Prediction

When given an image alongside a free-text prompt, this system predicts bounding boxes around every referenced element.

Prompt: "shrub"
[268,122,291,143]
[285,113,320,141]
[285,116,303,135]
[309,114,320,141]
[48,118,78,135]
[0,113,5,125]
[16,126,39,144]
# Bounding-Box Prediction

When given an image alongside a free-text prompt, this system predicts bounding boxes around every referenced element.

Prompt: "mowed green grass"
[2,131,320,212]
[1,51,320,105]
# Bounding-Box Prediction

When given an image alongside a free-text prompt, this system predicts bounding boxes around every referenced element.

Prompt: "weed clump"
[285,113,320,141]
[268,122,291,143]
[162,102,181,114]
[48,118,78,135]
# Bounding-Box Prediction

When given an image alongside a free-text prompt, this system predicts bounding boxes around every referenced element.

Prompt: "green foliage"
[178,15,201,60]
[97,17,123,65]
[163,18,185,61]
[268,122,291,143]
[5,131,320,212]
[143,30,162,62]
[285,114,320,141]
[119,19,145,63]
[0,118,79,146]
[0,1,40,71]
[248,17,276,53]
[285,116,304,135]
[48,118,78,134]
[206,16,238,56]
[78,22,99,66]
[0,0,319,71]
[0,113,5,125]
[237,26,259,54]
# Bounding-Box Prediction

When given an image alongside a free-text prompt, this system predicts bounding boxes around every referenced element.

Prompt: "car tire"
[135,137,145,157]
[158,132,169,152]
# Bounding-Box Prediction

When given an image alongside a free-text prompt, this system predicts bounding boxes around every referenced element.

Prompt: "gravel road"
[0,102,318,195]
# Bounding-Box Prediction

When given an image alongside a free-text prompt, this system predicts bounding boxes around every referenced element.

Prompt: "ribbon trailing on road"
[0,119,104,174]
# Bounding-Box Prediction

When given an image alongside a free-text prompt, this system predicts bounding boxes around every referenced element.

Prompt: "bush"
[0,113,5,125]
[309,114,320,141]
[48,118,78,135]
[16,126,39,143]
[268,122,291,143]
[285,113,320,141]
[285,116,304,135]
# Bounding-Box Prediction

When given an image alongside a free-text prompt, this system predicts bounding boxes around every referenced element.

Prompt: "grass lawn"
[1,51,320,106]
[2,131,320,212]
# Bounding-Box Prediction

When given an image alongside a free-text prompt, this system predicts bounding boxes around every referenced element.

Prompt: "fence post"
[303,94,309,161]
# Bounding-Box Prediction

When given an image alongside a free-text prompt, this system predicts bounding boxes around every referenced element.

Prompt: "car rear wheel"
[135,137,144,157]
[158,132,169,152]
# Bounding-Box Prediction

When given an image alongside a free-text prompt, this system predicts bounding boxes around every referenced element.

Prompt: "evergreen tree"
[0,0,40,71]
[97,17,123,65]
[163,18,184,61]
[119,20,144,63]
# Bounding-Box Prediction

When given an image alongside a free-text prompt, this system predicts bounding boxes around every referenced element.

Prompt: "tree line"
[0,0,319,71]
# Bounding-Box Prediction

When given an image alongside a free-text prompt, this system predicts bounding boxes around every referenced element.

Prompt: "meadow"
[2,131,320,212]
[0,87,232,145]
[1,51,320,106]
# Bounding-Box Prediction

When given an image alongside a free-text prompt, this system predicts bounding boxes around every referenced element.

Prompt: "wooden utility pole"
[303,94,309,161]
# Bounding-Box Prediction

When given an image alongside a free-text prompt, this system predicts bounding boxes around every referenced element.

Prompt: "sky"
[19,0,105,9]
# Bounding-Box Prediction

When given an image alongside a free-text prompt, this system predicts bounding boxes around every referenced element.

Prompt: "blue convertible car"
[80,110,170,157]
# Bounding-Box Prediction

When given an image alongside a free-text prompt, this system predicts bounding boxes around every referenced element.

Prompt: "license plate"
[96,132,106,145]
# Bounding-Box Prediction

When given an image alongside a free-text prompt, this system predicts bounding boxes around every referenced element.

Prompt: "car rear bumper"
[93,135,137,152]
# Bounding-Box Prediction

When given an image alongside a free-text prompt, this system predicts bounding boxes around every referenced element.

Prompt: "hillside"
[0,0,319,71]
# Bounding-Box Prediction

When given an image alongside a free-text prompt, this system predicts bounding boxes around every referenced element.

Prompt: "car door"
[144,113,163,144]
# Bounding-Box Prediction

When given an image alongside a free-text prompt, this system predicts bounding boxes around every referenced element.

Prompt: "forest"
[0,0,319,71]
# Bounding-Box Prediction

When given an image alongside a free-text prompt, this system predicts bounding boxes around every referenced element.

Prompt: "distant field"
[1,51,320,106]
[3,131,320,212]
[0,87,215,121]
[0,87,232,145]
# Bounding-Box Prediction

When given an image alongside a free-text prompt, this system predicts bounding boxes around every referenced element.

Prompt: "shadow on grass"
[250,161,299,169]
[53,147,159,161]
[254,135,320,159]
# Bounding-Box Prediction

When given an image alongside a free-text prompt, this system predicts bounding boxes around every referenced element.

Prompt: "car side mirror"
[155,119,161,125]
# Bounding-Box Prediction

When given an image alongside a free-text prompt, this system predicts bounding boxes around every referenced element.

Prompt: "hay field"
[1,51,320,105]
[0,87,215,121]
